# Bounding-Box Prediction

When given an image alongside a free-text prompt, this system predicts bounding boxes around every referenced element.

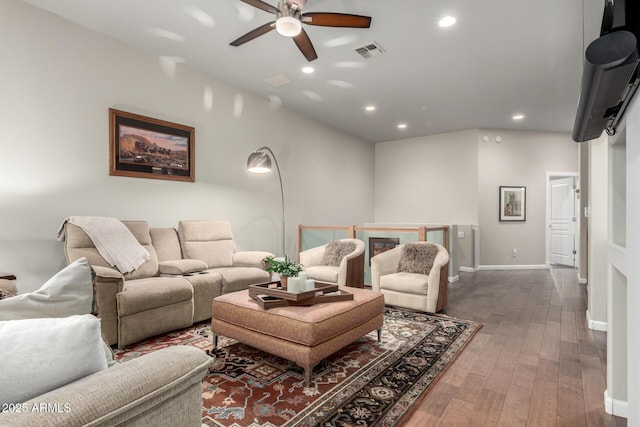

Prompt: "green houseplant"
[265,256,303,289]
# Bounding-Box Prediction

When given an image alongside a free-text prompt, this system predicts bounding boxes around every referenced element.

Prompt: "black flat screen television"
[572,0,640,142]
[601,0,639,39]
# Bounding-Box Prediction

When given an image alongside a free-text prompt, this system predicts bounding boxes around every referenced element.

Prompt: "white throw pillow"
[0,315,108,405]
[0,257,116,367]
[0,258,94,320]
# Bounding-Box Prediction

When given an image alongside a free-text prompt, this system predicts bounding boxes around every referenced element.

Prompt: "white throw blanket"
[57,216,150,274]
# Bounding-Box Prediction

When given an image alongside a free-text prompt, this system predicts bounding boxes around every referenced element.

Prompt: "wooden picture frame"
[499,186,526,221]
[369,237,400,265]
[109,109,195,182]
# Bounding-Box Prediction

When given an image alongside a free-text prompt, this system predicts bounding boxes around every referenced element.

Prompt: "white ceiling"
[21,0,602,143]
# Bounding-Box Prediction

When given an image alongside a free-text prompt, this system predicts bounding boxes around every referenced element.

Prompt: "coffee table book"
[248,281,353,309]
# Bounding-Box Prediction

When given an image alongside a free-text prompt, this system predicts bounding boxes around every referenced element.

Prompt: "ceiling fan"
[230,0,372,62]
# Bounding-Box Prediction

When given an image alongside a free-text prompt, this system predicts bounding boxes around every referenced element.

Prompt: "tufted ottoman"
[211,286,384,387]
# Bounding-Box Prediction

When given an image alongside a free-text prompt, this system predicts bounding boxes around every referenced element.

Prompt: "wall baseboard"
[477,264,549,271]
[586,310,608,331]
[459,267,476,273]
[604,389,628,418]
[448,275,459,283]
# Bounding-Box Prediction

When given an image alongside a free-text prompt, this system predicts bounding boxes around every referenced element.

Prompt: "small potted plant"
[265,255,303,290]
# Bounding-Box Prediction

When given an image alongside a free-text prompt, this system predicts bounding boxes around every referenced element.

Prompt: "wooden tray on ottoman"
[248,281,353,309]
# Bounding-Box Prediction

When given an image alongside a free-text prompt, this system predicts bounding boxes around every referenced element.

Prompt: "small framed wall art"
[109,109,195,182]
[499,186,526,221]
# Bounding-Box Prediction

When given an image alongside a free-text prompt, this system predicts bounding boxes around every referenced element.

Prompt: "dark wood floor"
[402,268,627,427]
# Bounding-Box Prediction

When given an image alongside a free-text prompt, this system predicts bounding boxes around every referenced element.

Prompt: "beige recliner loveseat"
[62,219,273,348]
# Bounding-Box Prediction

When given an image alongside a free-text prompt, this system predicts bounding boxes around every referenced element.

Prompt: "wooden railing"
[297,224,450,256]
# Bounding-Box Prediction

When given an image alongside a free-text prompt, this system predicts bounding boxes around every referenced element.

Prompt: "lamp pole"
[248,146,285,256]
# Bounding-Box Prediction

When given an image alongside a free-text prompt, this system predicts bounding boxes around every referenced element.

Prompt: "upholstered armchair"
[371,242,449,313]
[299,239,365,288]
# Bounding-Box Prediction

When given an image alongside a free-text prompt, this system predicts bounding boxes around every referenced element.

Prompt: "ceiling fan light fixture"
[276,16,302,37]
[229,0,371,62]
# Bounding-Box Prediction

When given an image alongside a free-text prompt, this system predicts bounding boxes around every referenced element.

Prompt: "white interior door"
[549,176,577,266]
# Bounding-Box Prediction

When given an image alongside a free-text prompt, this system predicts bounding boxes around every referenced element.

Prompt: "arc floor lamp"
[246,146,285,256]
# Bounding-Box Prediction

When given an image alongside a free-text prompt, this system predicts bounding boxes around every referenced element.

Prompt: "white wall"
[0,0,374,292]
[374,130,479,224]
[588,135,608,327]
[622,83,640,424]
[578,143,589,282]
[477,130,578,266]
[374,128,578,267]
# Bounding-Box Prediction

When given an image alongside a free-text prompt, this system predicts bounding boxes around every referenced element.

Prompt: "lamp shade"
[246,146,285,256]
[276,16,302,37]
[247,150,272,173]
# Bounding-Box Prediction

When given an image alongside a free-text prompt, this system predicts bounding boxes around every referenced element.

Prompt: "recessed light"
[397,123,407,129]
[365,105,376,112]
[438,16,456,28]
[302,66,314,74]
[512,114,525,120]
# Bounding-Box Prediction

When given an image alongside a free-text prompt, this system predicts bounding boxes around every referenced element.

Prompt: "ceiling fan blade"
[230,22,276,46]
[240,0,278,14]
[302,13,371,28]
[293,29,318,62]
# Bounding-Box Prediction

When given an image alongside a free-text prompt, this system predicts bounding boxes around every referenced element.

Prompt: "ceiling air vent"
[264,74,292,87]
[355,42,385,59]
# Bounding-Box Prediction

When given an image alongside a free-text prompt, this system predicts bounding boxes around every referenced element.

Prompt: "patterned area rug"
[115,308,481,427]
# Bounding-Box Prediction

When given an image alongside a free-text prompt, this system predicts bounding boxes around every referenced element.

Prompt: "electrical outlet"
[458,231,465,239]
[512,248,518,258]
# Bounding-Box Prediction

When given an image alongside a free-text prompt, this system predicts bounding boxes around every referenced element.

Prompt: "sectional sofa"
[61,219,274,348]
